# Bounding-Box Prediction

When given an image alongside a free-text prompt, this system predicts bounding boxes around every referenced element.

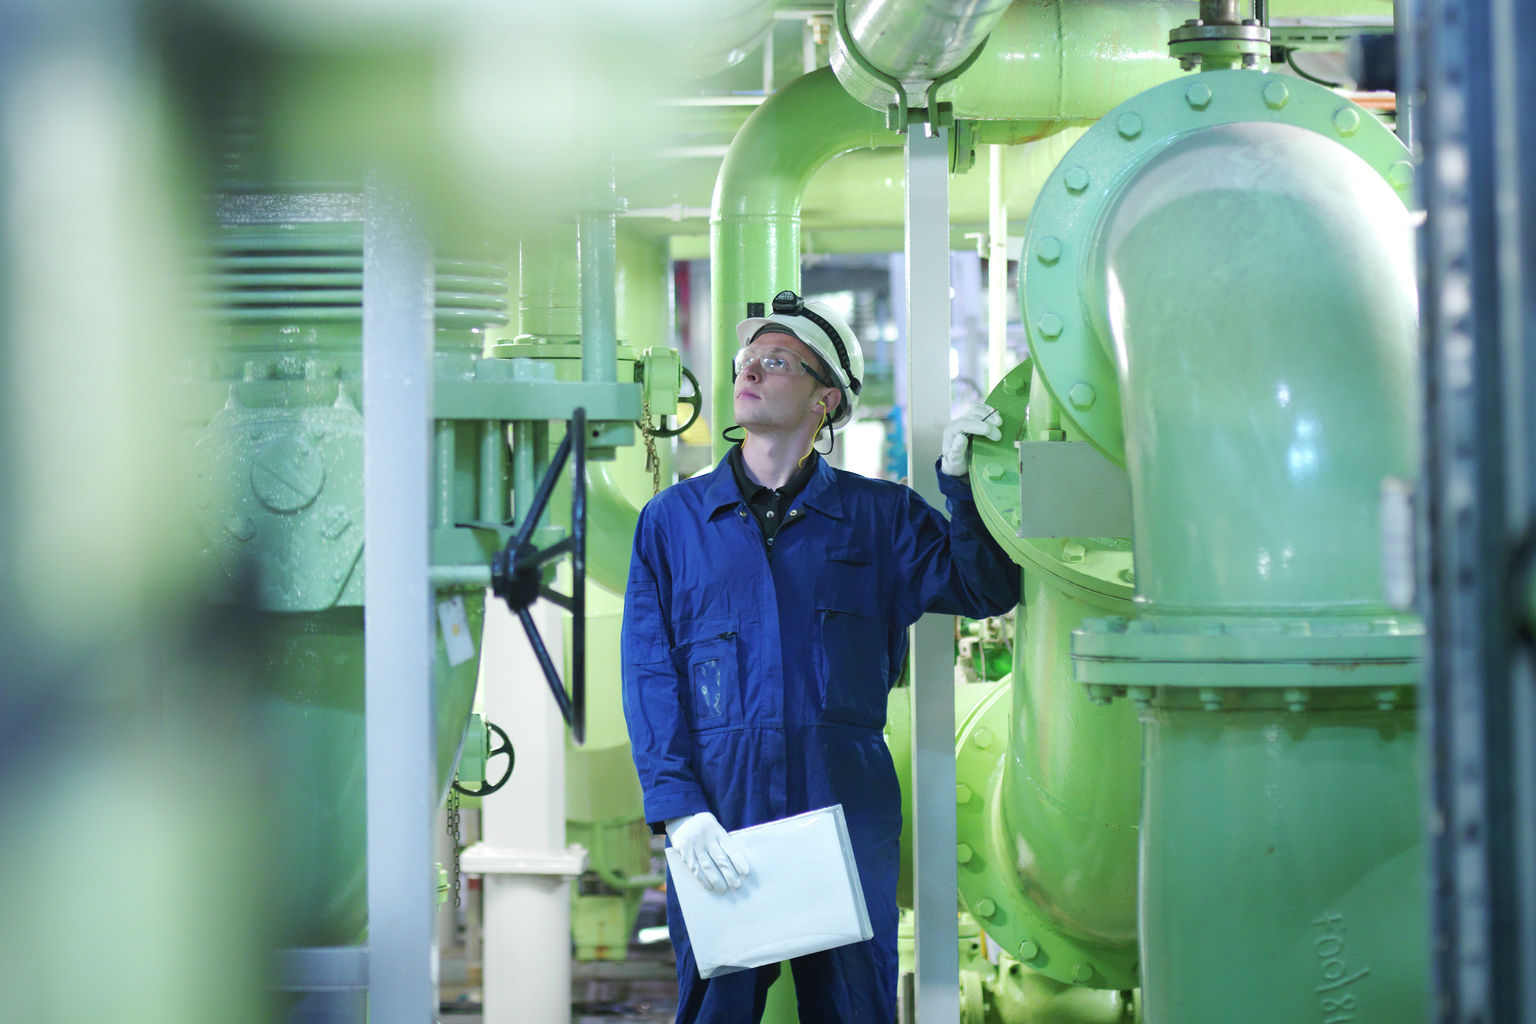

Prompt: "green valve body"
[185,209,509,947]
[1012,71,1424,1021]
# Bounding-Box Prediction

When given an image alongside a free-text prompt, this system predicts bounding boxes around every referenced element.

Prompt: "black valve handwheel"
[648,365,702,439]
[452,721,516,797]
[489,408,587,744]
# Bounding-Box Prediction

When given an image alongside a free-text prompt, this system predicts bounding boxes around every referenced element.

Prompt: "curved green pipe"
[709,66,901,461]
[1089,121,1423,1021]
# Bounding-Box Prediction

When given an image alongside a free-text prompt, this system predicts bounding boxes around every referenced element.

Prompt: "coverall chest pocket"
[671,618,741,730]
[815,549,890,728]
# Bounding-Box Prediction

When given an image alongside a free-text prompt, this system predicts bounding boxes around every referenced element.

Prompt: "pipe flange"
[955,681,1139,991]
[1021,70,1413,466]
[1073,614,1424,696]
[1168,20,1271,71]
[969,360,1135,610]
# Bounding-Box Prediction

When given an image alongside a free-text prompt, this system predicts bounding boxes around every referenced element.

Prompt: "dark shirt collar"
[727,444,818,505]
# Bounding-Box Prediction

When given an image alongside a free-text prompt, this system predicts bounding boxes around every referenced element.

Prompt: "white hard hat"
[734,290,865,426]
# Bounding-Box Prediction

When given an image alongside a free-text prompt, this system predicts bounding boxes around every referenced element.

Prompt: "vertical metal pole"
[480,420,505,523]
[987,145,1010,393]
[580,163,618,386]
[363,174,437,1024]
[905,122,958,1024]
[435,420,456,530]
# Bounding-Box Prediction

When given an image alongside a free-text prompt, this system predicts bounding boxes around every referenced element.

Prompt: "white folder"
[666,804,874,979]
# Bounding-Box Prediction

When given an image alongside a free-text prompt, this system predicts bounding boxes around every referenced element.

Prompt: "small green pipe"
[581,164,618,386]
[479,420,505,523]
[512,420,537,527]
[710,67,901,460]
[435,420,456,530]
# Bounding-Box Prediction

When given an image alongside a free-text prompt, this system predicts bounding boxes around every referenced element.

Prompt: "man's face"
[733,331,838,433]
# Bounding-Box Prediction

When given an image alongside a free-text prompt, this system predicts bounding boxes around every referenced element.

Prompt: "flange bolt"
[1262,80,1289,109]
[1334,106,1361,136]
[957,843,974,864]
[1063,166,1091,193]
[1185,81,1213,109]
[983,463,1006,482]
[1036,236,1062,264]
[1072,963,1095,983]
[1037,312,1064,340]
[972,727,994,749]
[976,898,997,918]
[1069,382,1096,409]
[956,783,973,804]
[1117,112,1143,139]
[1018,940,1041,961]
[1389,160,1415,189]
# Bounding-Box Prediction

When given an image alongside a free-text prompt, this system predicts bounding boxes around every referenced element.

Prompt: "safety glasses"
[733,345,831,387]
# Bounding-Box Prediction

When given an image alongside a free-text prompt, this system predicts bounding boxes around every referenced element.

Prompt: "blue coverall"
[621,453,1021,1023]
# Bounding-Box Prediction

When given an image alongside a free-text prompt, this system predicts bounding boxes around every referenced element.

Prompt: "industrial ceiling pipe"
[833,0,1197,122]
[829,0,1014,108]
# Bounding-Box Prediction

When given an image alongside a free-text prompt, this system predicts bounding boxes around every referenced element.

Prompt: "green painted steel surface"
[1013,67,1424,1024]
[710,67,901,459]
[955,574,1141,991]
[939,0,1194,122]
[1020,71,1413,468]
[188,213,507,948]
[1139,705,1425,1021]
[969,361,1135,611]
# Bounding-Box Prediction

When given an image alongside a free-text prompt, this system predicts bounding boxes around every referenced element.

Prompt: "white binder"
[666,804,874,979]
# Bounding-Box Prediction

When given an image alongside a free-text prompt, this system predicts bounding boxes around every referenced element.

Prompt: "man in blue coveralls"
[621,289,1020,1023]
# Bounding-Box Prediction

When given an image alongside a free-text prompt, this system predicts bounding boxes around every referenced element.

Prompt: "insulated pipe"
[709,66,901,460]
[834,0,1195,119]
[829,0,1013,108]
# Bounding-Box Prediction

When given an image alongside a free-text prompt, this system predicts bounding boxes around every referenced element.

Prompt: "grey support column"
[905,124,959,1024]
[363,174,438,1024]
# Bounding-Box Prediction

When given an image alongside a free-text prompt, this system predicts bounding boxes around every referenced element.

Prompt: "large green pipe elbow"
[1101,121,1417,616]
[710,67,901,460]
[1025,72,1424,1022]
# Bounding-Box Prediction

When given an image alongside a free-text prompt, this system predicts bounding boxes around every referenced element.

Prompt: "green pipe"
[435,420,456,530]
[512,420,537,526]
[954,571,1142,991]
[479,419,505,523]
[1053,84,1424,1021]
[519,219,580,343]
[709,66,901,460]
[580,164,619,385]
[940,0,1194,122]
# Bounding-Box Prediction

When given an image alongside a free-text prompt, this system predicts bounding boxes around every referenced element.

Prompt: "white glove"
[940,402,1003,476]
[666,812,750,892]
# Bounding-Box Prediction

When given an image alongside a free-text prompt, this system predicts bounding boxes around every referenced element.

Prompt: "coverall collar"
[702,445,844,521]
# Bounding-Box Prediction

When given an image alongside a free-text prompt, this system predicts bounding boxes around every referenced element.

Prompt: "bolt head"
[1388,159,1415,189]
[1019,940,1041,961]
[972,727,994,749]
[957,843,974,864]
[1334,106,1361,135]
[1036,235,1063,264]
[976,898,997,918]
[1063,166,1090,193]
[982,463,1005,482]
[1068,382,1096,409]
[956,783,973,804]
[1116,112,1143,139]
[1062,541,1086,563]
[1037,312,1064,340]
[1186,81,1213,109]
[1072,963,1094,983]
[1262,79,1289,109]
[1242,53,1259,67]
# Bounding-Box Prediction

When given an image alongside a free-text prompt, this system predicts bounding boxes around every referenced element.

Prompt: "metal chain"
[447,777,462,908]
[640,390,661,495]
